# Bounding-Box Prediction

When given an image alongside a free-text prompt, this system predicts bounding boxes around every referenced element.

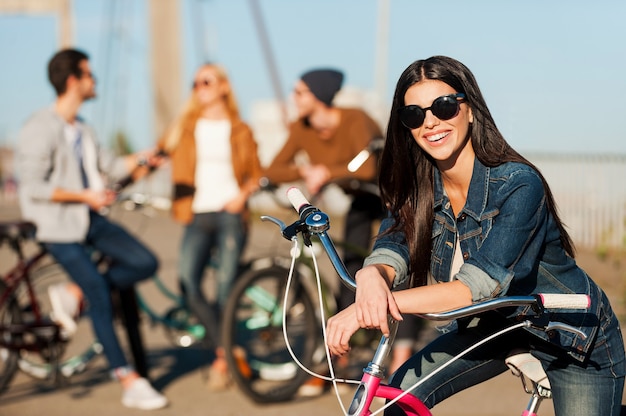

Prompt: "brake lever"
[260,215,299,241]
[261,215,313,246]
[260,215,287,231]
[545,321,588,340]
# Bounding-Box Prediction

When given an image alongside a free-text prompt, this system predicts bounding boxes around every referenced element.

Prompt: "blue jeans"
[387,310,625,416]
[178,211,246,349]
[44,211,158,370]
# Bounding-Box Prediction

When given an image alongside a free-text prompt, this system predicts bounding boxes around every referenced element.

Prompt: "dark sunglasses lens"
[399,106,425,129]
[432,96,460,120]
[192,79,212,89]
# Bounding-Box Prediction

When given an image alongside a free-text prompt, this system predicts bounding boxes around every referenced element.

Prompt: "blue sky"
[1,0,626,156]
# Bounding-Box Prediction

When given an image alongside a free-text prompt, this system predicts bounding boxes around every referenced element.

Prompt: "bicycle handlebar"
[417,294,590,322]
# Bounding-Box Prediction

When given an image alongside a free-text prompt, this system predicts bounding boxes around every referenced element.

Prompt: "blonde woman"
[158,63,263,390]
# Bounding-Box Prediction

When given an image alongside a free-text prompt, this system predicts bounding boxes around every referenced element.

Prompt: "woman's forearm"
[393,280,473,314]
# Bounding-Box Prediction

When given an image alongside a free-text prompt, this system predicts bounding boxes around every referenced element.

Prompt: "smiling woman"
[156,62,264,392]
[324,55,626,416]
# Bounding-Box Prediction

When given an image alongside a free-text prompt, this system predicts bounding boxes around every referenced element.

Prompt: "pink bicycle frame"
[346,372,431,416]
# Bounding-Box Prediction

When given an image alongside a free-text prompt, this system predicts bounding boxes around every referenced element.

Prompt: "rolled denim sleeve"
[364,215,411,287]
[364,248,409,287]
[455,263,500,301]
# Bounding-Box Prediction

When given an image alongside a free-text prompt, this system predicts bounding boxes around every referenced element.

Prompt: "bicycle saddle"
[0,221,37,242]
[505,351,551,390]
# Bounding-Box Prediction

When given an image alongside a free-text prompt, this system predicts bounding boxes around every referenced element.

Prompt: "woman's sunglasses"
[398,93,466,129]
[192,78,217,89]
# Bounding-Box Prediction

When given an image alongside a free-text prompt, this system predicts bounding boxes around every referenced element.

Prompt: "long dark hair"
[379,56,574,288]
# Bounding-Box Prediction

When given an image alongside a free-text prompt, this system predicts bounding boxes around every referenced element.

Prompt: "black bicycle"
[0,220,101,393]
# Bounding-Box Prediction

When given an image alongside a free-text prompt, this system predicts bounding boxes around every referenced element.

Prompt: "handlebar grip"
[286,187,320,221]
[286,187,309,211]
[538,293,590,309]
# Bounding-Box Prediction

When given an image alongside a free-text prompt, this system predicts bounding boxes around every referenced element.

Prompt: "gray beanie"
[300,68,344,107]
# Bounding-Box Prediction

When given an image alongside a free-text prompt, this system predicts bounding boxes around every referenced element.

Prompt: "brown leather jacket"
[158,114,263,224]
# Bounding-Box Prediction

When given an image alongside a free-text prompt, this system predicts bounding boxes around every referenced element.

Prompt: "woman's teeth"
[428,132,449,142]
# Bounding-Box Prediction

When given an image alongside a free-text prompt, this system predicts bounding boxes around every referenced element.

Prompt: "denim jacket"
[365,158,612,362]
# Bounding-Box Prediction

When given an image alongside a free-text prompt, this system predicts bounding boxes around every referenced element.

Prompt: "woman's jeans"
[387,311,625,416]
[178,211,246,349]
[44,211,158,370]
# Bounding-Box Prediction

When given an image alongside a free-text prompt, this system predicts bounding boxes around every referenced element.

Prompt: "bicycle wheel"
[0,280,20,393]
[15,258,101,382]
[222,264,319,403]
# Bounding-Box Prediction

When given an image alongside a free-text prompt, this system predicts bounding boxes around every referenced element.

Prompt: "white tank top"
[449,232,464,280]
[191,118,239,213]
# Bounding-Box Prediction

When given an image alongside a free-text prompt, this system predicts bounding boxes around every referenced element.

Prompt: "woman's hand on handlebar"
[326,264,403,356]
[326,304,361,356]
[354,264,403,338]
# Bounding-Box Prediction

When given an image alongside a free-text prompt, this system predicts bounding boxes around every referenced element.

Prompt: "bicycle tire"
[0,280,20,393]
[15,258,101,382]
[222,264,319,403]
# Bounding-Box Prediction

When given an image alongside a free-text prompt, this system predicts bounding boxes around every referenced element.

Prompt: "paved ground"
[0,198,624,416]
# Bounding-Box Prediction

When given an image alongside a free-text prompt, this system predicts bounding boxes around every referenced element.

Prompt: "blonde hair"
[163,63,240,152]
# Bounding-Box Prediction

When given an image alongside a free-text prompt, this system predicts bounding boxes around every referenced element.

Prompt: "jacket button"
[462,252,469,260]
[458,213,467,221]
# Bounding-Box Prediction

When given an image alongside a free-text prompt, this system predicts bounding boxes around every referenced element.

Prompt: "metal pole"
[374,0,390,128]
[148,0,184,138]
[248,0,288,127]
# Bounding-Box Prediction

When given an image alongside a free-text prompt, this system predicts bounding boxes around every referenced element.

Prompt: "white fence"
[528,153,626,250]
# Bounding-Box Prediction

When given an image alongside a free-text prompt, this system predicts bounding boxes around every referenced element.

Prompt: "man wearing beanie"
[263,68,385,395]
[300,69,344,107]
[265,67,381,196]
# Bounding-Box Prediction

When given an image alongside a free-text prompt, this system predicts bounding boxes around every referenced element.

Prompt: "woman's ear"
[468,107,474,124]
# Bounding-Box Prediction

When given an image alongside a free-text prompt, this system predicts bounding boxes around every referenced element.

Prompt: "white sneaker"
[48,283,79,336]
[296,376,327,397]
[122,377,168,410]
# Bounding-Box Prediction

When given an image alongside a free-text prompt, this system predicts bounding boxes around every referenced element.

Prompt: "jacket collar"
[434,157,490,221]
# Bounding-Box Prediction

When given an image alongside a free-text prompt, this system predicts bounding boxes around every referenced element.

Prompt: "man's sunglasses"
[398,93,466,129]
